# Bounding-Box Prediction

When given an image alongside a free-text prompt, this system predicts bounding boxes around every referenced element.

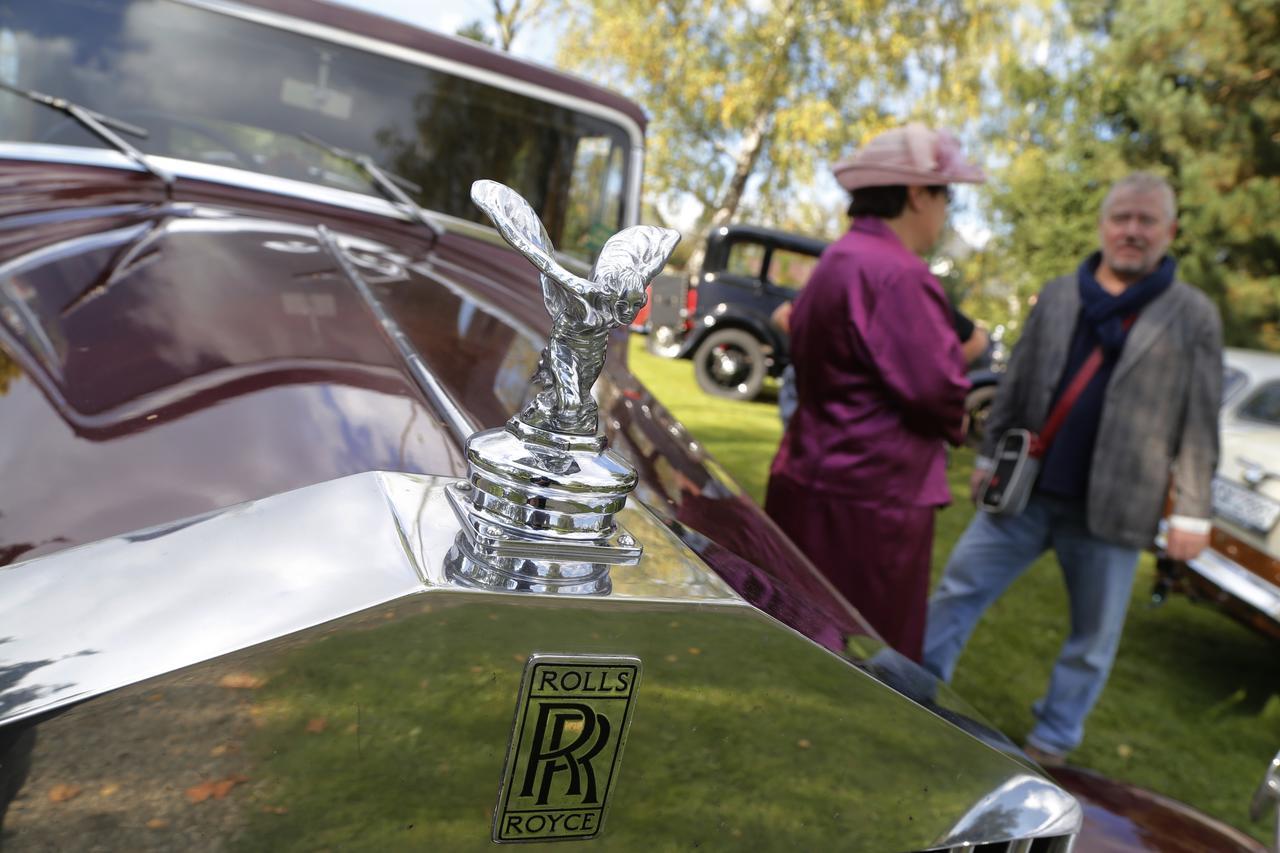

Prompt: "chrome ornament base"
[444,539,615,596]
[445,480,641,563]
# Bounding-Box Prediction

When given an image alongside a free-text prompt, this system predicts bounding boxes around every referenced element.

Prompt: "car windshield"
[1223,365,1249,404]
[0,0,631,260]
[1239,381,1280,426]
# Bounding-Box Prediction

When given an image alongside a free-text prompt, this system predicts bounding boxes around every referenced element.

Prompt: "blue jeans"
[922,493,1140,754]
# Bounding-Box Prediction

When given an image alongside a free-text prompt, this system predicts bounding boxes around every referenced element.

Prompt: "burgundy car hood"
[0,160,550,563]
[0,156,878,653]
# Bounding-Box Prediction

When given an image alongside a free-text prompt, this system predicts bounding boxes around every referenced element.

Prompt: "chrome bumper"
[1185,547,1280,622]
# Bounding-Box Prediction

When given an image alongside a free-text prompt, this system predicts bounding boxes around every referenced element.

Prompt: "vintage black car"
[0,1,1269,851]
[675,225,824,401]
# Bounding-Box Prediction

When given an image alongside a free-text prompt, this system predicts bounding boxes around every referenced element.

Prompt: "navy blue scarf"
[1077,252,1176,352]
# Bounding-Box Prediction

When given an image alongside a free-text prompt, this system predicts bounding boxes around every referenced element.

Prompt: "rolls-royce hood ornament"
[445,180,680,594]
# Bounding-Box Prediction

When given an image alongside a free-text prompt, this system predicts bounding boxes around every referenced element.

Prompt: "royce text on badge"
[494,654,641,843]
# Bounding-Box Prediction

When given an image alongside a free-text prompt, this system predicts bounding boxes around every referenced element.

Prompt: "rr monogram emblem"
[494,655,641,842]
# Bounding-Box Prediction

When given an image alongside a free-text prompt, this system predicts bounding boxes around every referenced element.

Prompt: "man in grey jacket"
[921,172,1222,766]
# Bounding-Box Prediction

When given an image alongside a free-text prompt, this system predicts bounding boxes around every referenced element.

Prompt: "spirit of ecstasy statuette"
[445,180,680,594]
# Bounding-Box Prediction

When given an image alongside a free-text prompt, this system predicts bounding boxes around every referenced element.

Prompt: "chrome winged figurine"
[471,179,679,435]
[444,181,680,594]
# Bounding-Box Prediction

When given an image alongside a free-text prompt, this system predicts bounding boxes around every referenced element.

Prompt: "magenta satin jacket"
[770,217,970,507]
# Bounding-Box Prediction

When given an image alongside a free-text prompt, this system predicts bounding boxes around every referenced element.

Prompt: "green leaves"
[983,0,1279,348]
[558,0,1002,248]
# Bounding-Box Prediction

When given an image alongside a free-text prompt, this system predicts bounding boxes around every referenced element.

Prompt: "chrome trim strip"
[0,472,426,726]
[150,155,430,222]
[0,142,130,170]
[0,143,426,225]
[317,225,479,446]
[0,144,629,243]
[1185,548,1280,621]
[0,472,743,727]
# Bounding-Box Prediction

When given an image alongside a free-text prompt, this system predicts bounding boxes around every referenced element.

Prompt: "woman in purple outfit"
[765,124,985,661]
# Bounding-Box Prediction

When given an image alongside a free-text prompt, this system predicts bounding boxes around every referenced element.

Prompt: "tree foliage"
[0,349,17,396]
[556,0,1003,271]
[490,0,549,52]
[980,0,1280,348]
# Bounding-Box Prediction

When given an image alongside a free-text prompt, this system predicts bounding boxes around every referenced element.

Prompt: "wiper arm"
[298,132,437,239]
[0,81,173,195]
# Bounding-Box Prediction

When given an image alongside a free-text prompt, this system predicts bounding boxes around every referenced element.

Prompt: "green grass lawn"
[627,335,1280,845]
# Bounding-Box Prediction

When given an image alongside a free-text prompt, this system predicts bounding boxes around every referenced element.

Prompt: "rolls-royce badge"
[493,654,642,842]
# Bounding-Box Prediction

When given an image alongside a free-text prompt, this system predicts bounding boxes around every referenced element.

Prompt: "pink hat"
[832,123,986,191]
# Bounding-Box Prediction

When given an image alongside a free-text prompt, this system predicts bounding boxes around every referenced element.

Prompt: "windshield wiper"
[298,132,437,240]
[0,81,173,195]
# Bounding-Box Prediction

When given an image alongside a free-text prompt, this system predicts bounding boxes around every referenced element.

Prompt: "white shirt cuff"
[1168,515,1212,535]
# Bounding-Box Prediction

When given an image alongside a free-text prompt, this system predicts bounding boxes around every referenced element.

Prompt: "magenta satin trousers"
[766,475,935,661]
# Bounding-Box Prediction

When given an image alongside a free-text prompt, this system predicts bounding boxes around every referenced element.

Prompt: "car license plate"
[1212,477,1280,535]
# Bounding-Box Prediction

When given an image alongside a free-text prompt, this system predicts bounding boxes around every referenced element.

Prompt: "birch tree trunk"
[683,108,773,276]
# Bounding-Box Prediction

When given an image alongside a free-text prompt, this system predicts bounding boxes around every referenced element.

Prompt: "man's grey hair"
[1101,172,1177,222]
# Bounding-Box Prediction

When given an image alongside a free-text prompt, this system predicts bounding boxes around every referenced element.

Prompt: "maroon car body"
[0,1,1265,850]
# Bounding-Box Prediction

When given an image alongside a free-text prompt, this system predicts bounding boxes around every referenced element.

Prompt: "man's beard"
[1106,245,1154,278]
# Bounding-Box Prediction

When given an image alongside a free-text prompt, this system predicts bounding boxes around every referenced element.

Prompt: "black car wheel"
[964,383,999,449]
[693,328,767,401]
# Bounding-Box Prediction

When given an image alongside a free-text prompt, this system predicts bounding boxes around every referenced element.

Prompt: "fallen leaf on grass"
[218,673,265,690]
[797,739,812,749]
[185,775,249,804]
[99,783,121,797]
[305,717,327,734]
[146,818,170,830]
[1117,744,1134,759]
[48,784,82,803]
[261,805,289,815]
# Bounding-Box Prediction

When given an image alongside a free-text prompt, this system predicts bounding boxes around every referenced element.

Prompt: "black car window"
[0,0,631,260]
[1239,381,1280,425]
[767,247,819,290]
[724,241,765,280]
